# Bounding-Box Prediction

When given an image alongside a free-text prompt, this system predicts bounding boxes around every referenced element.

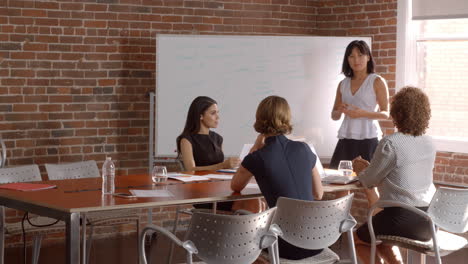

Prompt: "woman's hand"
[223,157,240,169]
[352,156,370,174]
[343,104,367,118]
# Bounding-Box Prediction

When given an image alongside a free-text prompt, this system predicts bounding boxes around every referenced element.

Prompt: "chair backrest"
[0,164,42,183]
[0,138,6,168]
[427,187,468,233]
[273,194,354,249]
[45,160,100,180]
[185,207,277,264]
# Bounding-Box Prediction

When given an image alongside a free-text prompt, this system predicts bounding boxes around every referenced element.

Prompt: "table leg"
[0,206,4,264]
[66,212,80,264]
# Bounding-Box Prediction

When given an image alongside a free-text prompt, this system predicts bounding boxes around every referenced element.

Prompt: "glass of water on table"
[152,165,168,183]
[338,160,353,177]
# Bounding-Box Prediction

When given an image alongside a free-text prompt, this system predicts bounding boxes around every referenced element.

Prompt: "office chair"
[0,164,62,264]
[140,207,278,264]
[45,160,140,264]
[368,187,468,264]
[269,194,358,264]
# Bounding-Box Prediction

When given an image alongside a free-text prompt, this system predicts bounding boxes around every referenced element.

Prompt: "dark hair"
[390,86,431,136]
[341,40,375,78]
[254,95,292,135]
[176,96,217,155]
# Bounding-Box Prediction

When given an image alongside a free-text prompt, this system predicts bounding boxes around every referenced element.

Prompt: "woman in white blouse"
[352,87,435,264]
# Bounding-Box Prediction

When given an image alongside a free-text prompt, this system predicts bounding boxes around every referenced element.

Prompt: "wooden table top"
[0,171,361,214]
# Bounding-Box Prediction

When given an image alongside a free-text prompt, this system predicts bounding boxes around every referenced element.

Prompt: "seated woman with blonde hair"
[231,95,324,260]
[353,86,436,264]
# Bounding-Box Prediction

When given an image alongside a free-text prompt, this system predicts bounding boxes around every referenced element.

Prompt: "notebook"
[321,169,358,184]
[0,182,57,191]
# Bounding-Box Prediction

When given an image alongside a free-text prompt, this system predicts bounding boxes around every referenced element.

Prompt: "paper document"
[167,173,193,177]
[308,143,326,178]
[129,189,174,197]
[321,175,358,184]
[245,183,260,189]
[239,144,253,161]
[167,175,210,182]
[205,174,233,180]
[324,169,343,177]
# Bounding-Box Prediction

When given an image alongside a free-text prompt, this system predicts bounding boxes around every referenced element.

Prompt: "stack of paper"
[129,189,174,197]
[204,174,233,180]
[167,174,210,182]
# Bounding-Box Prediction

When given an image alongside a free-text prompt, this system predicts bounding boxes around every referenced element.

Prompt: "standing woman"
[176,96,239,171]
[330,40,390,169]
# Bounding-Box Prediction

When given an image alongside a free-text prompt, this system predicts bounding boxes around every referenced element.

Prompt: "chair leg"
[147,232,158,264]
[31,234,42,264]
[167,206,181,264]
[86,224,94,264]
[346,230,358,264]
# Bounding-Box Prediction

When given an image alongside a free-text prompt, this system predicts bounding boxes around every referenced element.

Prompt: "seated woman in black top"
[176,96,239,171]
[231,95,324,260]
[176,96,240,211]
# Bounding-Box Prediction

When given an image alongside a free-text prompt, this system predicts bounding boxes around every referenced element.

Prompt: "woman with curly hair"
[231,95,324,260]
[352,87,436,264]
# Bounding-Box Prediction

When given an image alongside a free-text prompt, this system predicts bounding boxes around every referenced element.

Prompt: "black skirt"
[356,206,432,243]
[329,138,379,169]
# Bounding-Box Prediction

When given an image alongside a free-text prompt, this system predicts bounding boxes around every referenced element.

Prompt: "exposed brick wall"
[0,0,318,177]
[1,0,467,249]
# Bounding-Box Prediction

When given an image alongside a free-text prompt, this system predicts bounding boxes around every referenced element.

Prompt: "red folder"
[0,182,57,191]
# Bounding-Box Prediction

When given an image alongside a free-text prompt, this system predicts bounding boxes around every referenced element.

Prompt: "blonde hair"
[254,96,292,135]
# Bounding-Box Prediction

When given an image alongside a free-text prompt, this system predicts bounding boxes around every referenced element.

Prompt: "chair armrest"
[370,200,432,221]
[141,224,196,253]
[339,215,357,233]
[140,224,198,264]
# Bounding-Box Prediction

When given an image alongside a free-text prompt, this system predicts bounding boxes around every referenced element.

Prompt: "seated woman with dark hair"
[352,86,436,264]
[231,95,324,260]
[176,96,239,172]
[176,96,240,211]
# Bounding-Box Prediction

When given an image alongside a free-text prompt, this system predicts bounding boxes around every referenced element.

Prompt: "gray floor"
[5,231,467,263]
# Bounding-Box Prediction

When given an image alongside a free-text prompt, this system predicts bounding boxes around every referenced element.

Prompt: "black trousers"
[329,138,379,169]
[357,206,432,243]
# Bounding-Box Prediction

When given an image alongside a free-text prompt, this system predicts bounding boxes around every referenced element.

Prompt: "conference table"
[0,171,362,264]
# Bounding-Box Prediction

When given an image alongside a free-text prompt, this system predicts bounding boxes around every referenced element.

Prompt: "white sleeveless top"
[337,73,382,139]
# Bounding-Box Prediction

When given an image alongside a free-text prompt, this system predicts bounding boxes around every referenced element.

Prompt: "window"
[397,0,468,153]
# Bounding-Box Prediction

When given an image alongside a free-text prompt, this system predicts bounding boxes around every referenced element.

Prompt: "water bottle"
[102,157,115,194]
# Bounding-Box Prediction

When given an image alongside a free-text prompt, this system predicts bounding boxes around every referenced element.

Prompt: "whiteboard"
[155,35,371,161]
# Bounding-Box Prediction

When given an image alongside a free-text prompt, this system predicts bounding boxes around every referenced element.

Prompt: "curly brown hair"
[390,86,431,136]
[254,95,292,135]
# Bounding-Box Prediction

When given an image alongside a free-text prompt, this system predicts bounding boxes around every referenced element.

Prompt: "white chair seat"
[377,230,468,256]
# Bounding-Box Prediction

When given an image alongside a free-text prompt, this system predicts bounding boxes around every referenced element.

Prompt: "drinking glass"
[152,166,168,183]
[338,160,353,177]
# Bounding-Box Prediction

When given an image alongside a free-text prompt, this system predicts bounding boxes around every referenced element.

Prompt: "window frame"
[396,0,468,154]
